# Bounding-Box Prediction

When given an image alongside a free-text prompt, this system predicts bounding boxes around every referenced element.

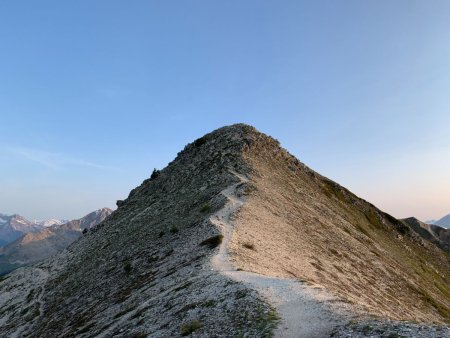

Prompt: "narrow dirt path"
[210,172,350,338]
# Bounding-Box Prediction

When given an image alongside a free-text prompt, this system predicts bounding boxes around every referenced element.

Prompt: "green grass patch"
[181,320,201,336]
[25,302,41,321]
[415,285,450,320]
[203,299,216,308]
[26,288,36,303]
[354,222,371,238]
[254,306,280,337]
[199,203,211,213]
[362,325,373,334]
[123,262,133,275]
[321,180,347,203]
[387,333,400,338]
[130,333,148,338]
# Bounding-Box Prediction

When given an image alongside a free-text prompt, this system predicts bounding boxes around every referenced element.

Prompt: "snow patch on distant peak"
[34,219,69,227]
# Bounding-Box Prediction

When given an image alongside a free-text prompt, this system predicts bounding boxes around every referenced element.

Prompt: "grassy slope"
[230,131,450,323]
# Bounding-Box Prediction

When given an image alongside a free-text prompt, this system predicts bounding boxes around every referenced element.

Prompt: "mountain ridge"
[0,208,112,275]
[0,213,42,246]
[402,217,450,253]
[0,124,448,337]
[228,126,449,323]
[431,214,450,229]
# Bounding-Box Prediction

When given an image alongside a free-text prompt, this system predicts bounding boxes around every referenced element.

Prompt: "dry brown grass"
[229,134,450,324]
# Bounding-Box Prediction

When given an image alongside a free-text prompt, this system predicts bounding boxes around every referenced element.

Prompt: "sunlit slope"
[230,130,450,323]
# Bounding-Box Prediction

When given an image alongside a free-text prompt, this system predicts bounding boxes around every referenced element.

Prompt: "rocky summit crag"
[0,124,449,338]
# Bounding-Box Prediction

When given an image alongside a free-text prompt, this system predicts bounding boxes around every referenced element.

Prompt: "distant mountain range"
[427,214,450,229]
[34,218,69,228]
[402,217,450,253]
[0,213,43,246]
[0,208,112,275]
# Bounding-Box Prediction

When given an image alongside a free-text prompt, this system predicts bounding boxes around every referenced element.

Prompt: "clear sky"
[0,1,449,222]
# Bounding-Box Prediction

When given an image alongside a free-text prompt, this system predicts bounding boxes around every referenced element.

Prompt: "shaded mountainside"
[0,124,448,338]
[0,126,275,338]
[402,217,450,254]
[0,208,112,275]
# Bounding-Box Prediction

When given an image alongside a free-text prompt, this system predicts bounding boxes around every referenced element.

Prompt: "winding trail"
[210,172,350,338]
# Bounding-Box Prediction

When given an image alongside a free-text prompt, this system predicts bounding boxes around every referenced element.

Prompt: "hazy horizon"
[1,1,449,222]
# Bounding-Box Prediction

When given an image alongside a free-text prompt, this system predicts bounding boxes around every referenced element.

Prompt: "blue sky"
[0,1,449,221]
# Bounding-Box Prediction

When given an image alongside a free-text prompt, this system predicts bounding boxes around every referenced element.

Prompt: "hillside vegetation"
[231,130,450,323]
